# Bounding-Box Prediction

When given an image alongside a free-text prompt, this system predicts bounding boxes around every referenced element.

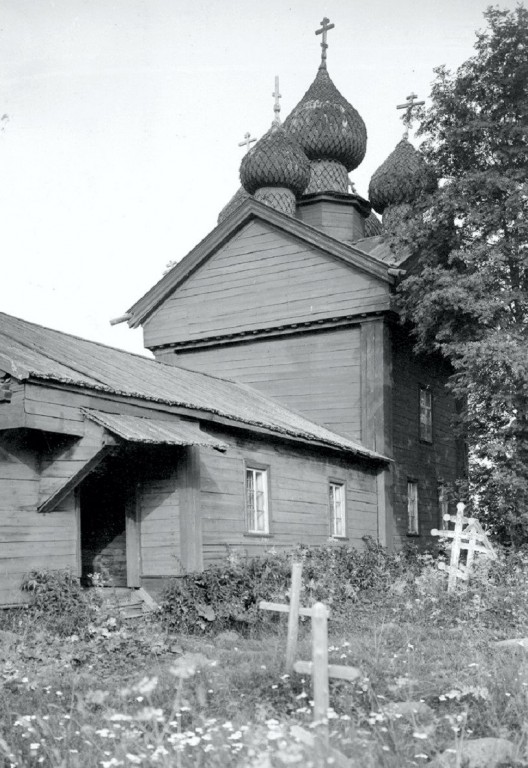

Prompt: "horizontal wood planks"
[199,428,379,566]
[144,220,389,347]
[390,327,462,549]
[175,327,362,442]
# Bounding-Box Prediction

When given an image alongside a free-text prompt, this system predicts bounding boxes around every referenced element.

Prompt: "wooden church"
[0,19,464,605]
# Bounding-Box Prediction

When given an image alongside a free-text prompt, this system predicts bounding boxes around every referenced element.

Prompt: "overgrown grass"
[2,544,528,766]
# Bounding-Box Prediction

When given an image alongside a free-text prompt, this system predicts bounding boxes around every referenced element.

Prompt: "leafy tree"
[391,6,528,542]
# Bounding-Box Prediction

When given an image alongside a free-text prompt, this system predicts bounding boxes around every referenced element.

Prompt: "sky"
[1,0,521,356]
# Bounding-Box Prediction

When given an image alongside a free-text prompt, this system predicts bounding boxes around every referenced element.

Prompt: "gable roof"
[0,312,387,463]
[124,198,396,329]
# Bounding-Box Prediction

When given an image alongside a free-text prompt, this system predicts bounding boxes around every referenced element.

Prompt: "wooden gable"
[143,218,391,349]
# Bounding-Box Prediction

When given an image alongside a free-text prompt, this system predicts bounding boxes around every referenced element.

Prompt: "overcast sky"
[1,0,520,355]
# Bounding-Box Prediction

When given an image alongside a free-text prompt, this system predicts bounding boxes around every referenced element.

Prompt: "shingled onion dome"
[239,123,310,216]
[218,186,251,224]
[368,138,436,227]
[364,211,383,237]
[283,67,367,194]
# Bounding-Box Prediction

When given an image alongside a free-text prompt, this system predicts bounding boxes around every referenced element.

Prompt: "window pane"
[330,482,345,537]
[246,468,268,533]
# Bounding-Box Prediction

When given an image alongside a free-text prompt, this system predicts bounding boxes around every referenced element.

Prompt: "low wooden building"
[0,312,387,606]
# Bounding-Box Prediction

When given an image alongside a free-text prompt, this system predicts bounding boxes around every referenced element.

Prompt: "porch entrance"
[80,454,134,587]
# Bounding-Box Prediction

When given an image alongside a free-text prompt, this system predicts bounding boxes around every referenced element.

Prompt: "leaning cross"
[397,92,425,137]
[272,76,281,125]
[315,17,335,69]
[238,131,257,152]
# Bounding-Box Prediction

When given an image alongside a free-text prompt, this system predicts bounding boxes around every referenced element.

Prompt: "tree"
[391,6,528,542]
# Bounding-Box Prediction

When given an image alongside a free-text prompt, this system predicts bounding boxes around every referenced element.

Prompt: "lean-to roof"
[0,312,387,463]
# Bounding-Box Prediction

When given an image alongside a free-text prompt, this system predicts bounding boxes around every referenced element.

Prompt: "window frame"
[407,479,419,536]
[329,479,347,539]
[419,386,433,444]
[244,463,271,536]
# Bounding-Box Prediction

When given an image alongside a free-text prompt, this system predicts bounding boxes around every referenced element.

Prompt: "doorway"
[80,454,131,587]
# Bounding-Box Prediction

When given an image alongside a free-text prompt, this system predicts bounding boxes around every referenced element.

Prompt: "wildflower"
[134,677,158,695]
[29,744,40,751]
[125,756,142,765]
[135,707,164,722]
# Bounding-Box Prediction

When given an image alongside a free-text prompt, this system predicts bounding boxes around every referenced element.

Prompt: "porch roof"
[82,409,228,451]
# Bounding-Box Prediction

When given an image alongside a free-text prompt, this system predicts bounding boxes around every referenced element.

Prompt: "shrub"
[21,568,102,636]
[160,540,418,634]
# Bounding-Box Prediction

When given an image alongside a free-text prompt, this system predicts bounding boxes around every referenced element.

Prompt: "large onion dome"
[283,67,367,173]
[368,138,436,215]
[240,124,310,196]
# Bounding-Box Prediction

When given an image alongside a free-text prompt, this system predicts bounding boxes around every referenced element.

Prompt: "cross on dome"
[315,17,335,70]
[396,92,425,138]
[272,76,281,125]
[238,131,257,152]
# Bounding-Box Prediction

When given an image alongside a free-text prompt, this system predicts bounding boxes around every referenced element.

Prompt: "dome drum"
[304,160,349,195]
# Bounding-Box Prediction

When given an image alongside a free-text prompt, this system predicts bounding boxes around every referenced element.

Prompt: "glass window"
[407,481,419,535]
[329,482,346,537]
[420,388,433,442]
[246,468,269,534]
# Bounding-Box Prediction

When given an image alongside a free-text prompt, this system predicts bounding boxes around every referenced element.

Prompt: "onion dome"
[218,187,251,224]
[368,138,436,215]
[364,211,383,237]
[240,124,310,197]
[283,67,367,173]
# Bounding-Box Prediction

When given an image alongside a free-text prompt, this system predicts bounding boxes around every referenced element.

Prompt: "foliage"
[4,545,528,766]
[390,6,528,541]
[20,568,103,637]
[160,540,418,634]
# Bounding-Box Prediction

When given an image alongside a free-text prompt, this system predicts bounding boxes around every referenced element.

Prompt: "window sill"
[330,536,349,541]
[244,532,273,539]
[406,532,420,537]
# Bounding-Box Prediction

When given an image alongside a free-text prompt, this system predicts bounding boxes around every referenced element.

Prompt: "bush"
[160,540,416,635]
[21,568,102,636]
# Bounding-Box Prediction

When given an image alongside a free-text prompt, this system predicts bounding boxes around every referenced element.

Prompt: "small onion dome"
[368,138,436,215]
[283,67,367,172]
[240,124,310,197]
[364,211,383,237]
[218,187,251,224]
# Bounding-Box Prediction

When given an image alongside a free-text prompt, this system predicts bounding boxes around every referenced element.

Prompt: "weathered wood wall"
[165,327,362,441]
[391,327,461,548]
[143,220,389,348]
[198,427,380,566]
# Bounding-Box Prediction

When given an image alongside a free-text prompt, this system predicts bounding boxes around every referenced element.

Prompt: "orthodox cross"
[238,131,257,152]
[272,76,281,125]
[315,17,335,69]
[397,92,425,138]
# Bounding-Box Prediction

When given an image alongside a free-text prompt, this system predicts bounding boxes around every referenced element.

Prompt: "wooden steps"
[99,587,159,621]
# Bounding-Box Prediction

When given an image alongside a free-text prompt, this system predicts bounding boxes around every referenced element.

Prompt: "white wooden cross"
[259,561,314,672]
[432,502,496,592]
[238,131,257,152]
[315,17,335,69]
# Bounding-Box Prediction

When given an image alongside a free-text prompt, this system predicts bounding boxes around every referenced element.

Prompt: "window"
[419,387,433,443]
[407,481,419,535]
[245,467,269,534]
[329,481,346,538]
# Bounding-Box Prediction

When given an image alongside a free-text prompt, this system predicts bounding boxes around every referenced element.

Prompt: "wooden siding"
[390,328,462,549]
[139,450,181,578]
[0,430,78,605]
[143,220,389,348]
[198,428,380,566]
[297,199,365,243]
[172,327,362,441]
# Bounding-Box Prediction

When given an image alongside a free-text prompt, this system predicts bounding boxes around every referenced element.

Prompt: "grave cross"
[315,17,335,69]
[238,131,257,152]
[397,92,425,137]
[432,502,497,592]
[272,76,281,125]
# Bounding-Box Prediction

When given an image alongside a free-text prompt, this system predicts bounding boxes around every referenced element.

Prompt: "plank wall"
[390,328,462,549]
[170,327,362,441]
[143,220,389,348]
[198,428,380,566]
[0,430,78,605]
[138,449,182,577]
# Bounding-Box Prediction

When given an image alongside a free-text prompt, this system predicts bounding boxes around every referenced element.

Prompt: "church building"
[0,19,464,605]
